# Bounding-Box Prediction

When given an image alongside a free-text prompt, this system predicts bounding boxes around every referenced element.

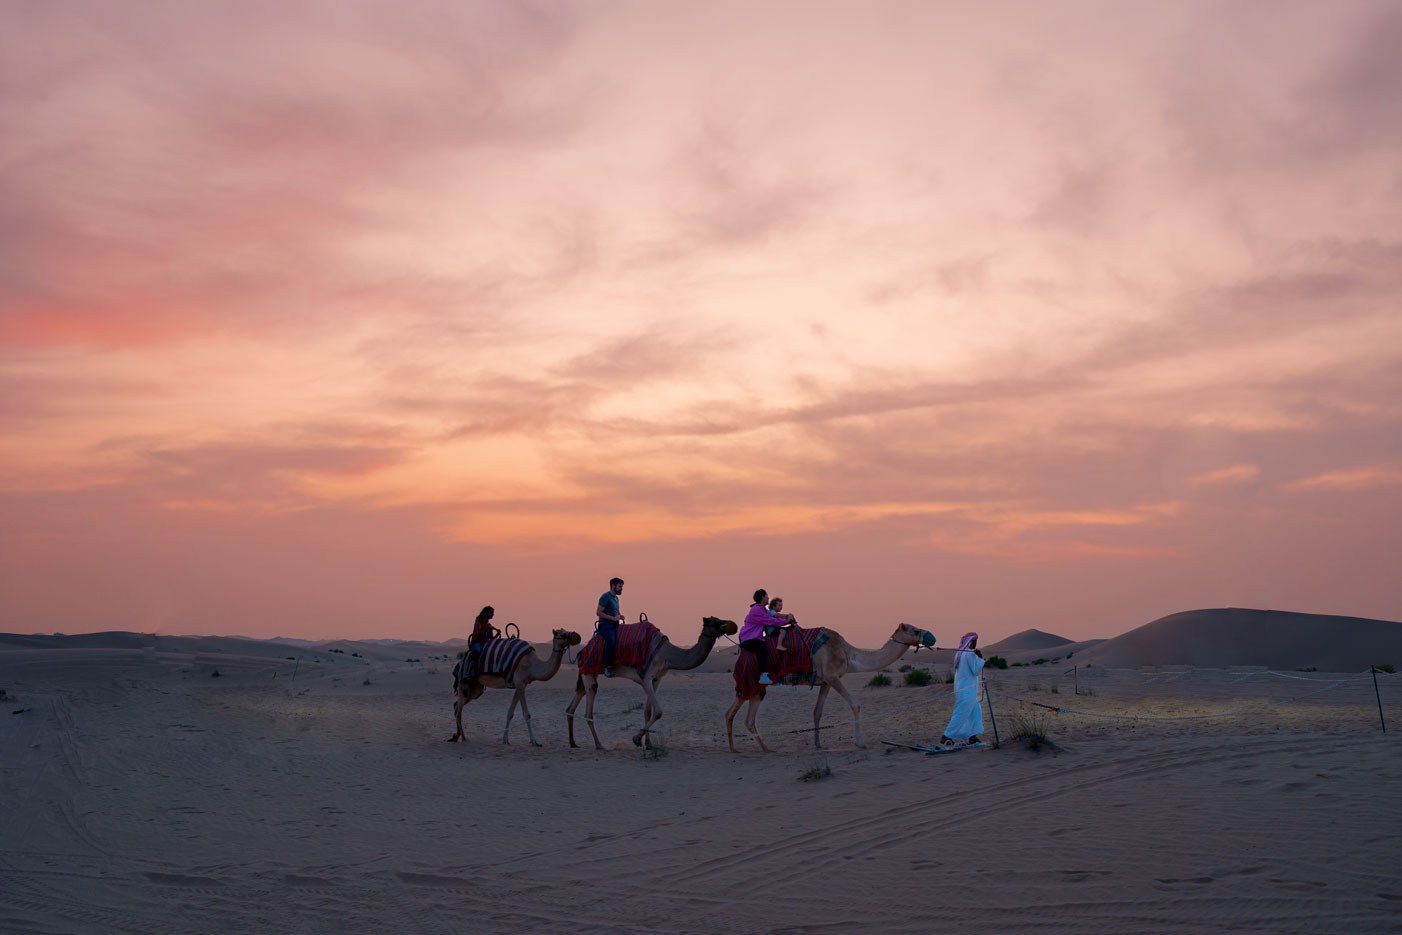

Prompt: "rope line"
[988,688,1234,721]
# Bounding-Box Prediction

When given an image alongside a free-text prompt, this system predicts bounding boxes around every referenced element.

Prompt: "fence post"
[1373,666,1387,733]
[984,679,1000,749]
[1075,665,1079,695]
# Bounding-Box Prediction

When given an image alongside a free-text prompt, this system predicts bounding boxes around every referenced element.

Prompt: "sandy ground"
[2,645,1400,934]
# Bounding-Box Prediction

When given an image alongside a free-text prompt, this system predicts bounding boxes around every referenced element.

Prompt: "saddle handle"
[504,622,520,640]
[636,612,648,625]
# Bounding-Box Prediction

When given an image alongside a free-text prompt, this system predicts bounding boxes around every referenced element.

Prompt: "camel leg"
[745,696,772,753]
[725,696,744,753]
[517,688,541,747]
[502,687,524,744]
[827,677,864,748]
[812,682,832,750]
[634,679,662,748]
[565,679,587,748]
[584,678,603,750]
[446,689,466,742]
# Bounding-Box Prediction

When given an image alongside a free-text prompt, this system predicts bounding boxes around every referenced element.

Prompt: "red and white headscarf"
[953,631,978,660]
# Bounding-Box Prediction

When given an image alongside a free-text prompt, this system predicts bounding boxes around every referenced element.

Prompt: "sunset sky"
[3,1,1400,645]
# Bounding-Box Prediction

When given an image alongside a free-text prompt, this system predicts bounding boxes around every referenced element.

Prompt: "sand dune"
[1074,608,1402,671]
[984,627,1074,654]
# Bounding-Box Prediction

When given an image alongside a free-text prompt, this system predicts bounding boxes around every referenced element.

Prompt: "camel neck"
[845,638,915,673]
[662,630,719,671]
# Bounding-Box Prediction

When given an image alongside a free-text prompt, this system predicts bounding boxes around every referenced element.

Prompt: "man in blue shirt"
[594,577,625,677]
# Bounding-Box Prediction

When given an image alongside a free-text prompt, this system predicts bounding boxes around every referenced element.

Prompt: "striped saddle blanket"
[733,626,829,700]
[454,638,533,682]
[577,621,663,675]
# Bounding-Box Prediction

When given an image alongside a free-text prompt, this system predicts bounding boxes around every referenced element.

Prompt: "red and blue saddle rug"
[577,621,663,676]
[733,626,830,700]
[454,638,534,683]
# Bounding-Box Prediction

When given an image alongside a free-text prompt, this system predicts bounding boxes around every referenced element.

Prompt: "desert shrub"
[899,664,913,673]
[211,669,221,678]
[1012,662,1028,667]
[986,655,1008,669]
[1376,663,1396,673]
[1049,683,1059,694]
[287,656,296,661]
[1033,658,1048,665]
[868,672,892,687]
[903,668,933,686]
[799,758,832,782]
[944,670,955,684]
[362,678,372,686]
[351,652,361,657]
[1009,708,1052,751]
[1296,666,1317,672]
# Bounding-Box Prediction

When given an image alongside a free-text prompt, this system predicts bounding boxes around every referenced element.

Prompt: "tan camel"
[566,616,737,750]
[726,623,931,753]
[446,628,580,747]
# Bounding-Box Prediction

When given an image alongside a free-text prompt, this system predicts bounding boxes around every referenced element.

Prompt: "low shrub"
[1009,709,1053,751]
[903,668,933,687]
[986,655,1008,669]
[800,758,832,782]
[868,672,892,687]
[899,664,913,673]
[1376,663,1396,674]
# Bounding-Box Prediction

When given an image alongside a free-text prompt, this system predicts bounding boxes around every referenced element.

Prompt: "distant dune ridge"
[1074,608,1402,671]
[950,609,1402,671]
[983,628,1073,654]
[4,607,1399,671]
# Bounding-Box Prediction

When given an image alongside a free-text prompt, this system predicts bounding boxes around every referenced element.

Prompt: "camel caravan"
[446,579,940,752]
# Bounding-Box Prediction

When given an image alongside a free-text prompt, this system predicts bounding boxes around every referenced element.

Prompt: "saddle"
[732,626,829,700]
[454,637,533,683]
[577,616,664,675]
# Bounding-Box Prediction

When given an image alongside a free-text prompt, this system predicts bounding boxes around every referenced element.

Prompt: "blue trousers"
[597,621,618,667]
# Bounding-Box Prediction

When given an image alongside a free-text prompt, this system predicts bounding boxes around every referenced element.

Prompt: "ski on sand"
[926,741,983,755]
[881,740,984,755]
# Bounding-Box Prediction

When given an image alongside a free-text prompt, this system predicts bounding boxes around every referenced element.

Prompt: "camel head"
[551,628,582,648]
[701,616,739,638]
[891,623,934,648]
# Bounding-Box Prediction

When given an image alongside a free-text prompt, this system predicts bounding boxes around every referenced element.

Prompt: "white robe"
[943,650,985,739]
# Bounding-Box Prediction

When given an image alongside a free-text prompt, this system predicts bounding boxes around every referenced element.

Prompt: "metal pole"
[1373,666,1387,733]
[1075,665,1079,696]
[983,679,1000,749]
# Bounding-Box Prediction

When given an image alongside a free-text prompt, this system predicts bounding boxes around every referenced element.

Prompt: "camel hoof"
[632,734,643,747]
[531,741,542,748]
